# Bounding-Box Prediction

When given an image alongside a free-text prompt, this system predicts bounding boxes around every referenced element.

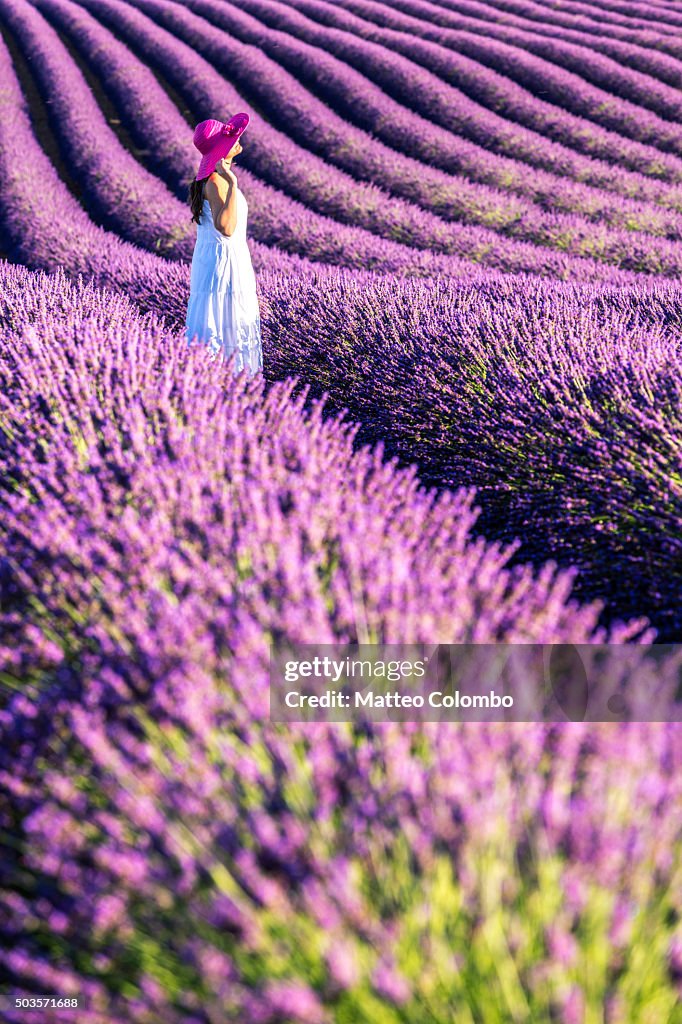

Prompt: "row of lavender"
[209,0,682,175]
[116,0,682,209]
[0,0,487,277]
[0,17,483,288]
[9,0,682,279]
[389,0,682,71]
[0,19,405,309]
[29,0,676,279]
[13,0,682,218]
[86,0,682,273]
[315,0,682,136]
[429,0,682,39]
[1,264,681,1022]
[42,0,682,240]
[152,0,682,236]
[305,0,682,167]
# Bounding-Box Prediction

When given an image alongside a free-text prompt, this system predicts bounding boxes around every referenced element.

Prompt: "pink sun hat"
[193,113,250,180]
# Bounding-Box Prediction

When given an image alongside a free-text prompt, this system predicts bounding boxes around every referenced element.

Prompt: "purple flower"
[372,962,411,1005]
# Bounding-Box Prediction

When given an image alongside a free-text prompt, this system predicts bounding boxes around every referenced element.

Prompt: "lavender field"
[0,0,681,1021]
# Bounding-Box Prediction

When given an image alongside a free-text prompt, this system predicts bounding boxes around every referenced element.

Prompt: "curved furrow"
[0,4,448,332]
[428,4,682,124]
[0,20,332,311]
[0,39,321,309]
[134,0,636,188]
[398,0,682,73]
[136,0,682,274]
[40,0,513,267]
[421,0,682,87]
[486,0,682,33]
[43,9,157,172]
[67,1,682,280]
[346,0,682,108]
[233,0,682,186]
[332,0,682,170]
[0,28,190,318]
[242,0,682,217]
[6,0,582,283]
[278,0,682,159]
[453,4,682,93]
[393,0,682,52]
[78,0,592,273]
[478,0,680,40]
[129,0,682,225]
[448,0,682,35]
[552,0,682,31]
[0,0,196,258]
[42,0,679,270]
[95,0,682,279]
[0,15,86,205]
[33,0,198,188]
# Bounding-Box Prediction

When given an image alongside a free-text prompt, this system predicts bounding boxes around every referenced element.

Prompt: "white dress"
[185,190,263,376]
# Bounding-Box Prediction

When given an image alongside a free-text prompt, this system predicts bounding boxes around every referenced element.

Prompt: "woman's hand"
[216,157,237,186]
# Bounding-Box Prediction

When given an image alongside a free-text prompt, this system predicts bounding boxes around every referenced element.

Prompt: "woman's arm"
[205,165,238,237]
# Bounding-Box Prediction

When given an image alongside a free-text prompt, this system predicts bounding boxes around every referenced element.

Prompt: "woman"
[185,115,262,376]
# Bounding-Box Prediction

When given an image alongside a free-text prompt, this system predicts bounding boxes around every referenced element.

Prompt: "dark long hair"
[189,177,209,224]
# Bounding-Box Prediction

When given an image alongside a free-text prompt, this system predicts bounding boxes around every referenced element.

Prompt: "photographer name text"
[283,690,513,709]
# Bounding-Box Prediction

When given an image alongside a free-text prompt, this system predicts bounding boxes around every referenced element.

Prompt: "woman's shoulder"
[204,172,230,198]
[205,173,241,193]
